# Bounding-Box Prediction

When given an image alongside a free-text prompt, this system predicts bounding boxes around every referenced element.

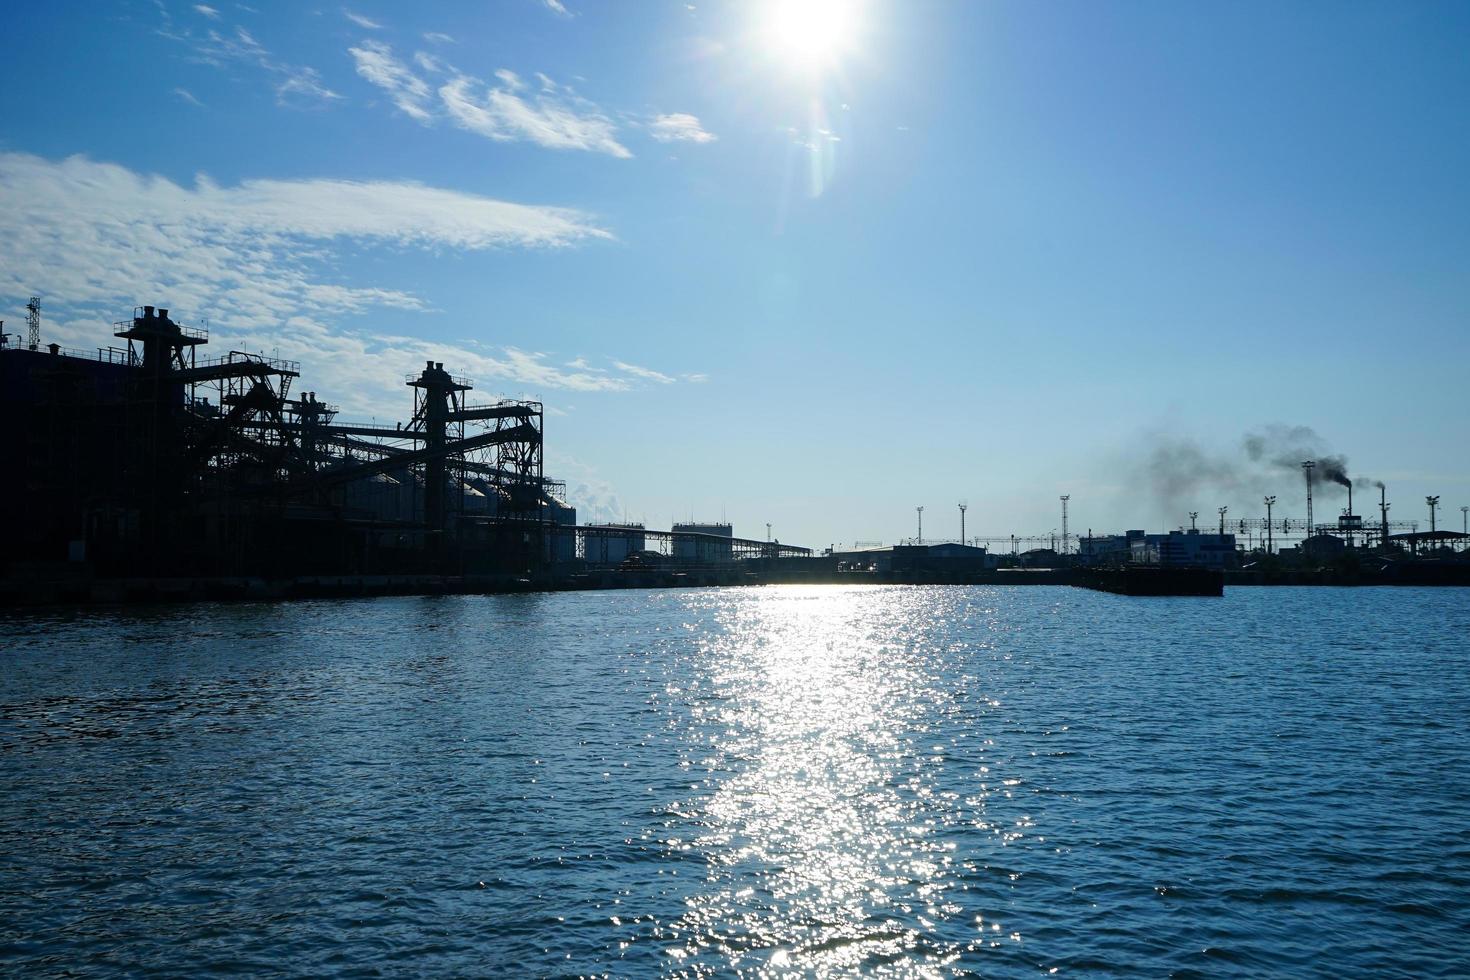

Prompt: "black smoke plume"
[1142,423,1360,511]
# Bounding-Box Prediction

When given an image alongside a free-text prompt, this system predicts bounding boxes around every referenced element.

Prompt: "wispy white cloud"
[0,153,616,413]
[274,67,341,106]
[422,31,455,44]
[649,112,716,144]
[342,9,382,30]
[174,87,205,107]
[161,15,341,107]
[194,4,221,18]
[349,40,432,121]
[343,47,628,157]
[542,0,572,18]
[613,360,675,384]
[439,73,631,157]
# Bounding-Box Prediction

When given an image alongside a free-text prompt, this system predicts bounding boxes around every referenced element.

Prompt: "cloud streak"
[649,112,716,144]
[343,10,382,30]
[350,40,432,120]
[0,152,619,413]
[439,72,631,157]
[613,360,675,384]
[160,12,341,107]
[344,42,633,157]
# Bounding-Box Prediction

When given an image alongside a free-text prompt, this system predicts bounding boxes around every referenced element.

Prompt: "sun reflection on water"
[655,586,1007,975]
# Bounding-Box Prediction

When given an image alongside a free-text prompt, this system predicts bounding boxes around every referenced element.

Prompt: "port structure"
[1,303,815,583]
[0,305,579,577]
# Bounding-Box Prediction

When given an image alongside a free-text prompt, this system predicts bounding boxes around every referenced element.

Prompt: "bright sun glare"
[765,0,861,70]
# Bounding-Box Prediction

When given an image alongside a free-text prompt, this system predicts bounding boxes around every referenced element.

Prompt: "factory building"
[583,523,647,565]
[672,522,734,564]
[1080,529,1239,568]
[830,542,996,573]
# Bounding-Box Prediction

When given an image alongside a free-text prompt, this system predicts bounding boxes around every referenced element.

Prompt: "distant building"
[831,542,996,573]
[1152,529,1237,567]
[672,522,733,564]
[1078,533,1134,565]
[1018,548,1058,568]
[1081,529,1238,568]
[584,523,646,565]
[1300,533,1347,558]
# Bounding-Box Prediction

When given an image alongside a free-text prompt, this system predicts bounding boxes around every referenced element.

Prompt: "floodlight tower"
[1264,496,1276,553]
[1302,460,1316,538]
[1218,506,1228,535]
[1462,505,1468,539]
[1060,495,1070,555]
[916,506,924,545]
[1427,496,1440,535]
[25,296,40,351]
[958,501,967,547]
[1189,511,1198,531]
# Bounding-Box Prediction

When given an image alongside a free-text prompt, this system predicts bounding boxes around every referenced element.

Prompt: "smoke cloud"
[1143,423,1366,511]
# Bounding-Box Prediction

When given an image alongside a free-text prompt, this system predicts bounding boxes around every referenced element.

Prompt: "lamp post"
[916,506,924,545]
[1427,496,1440,535]
[1060,495,1070,555]
[1218,506,1228,536]
[1264,496,1276,553]
[958,501,967,547]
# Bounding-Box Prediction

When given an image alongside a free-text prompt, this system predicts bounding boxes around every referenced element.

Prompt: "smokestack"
[1380,484,1390,550]
[143,305,154,317]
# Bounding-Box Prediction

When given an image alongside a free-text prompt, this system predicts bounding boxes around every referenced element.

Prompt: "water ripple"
[2,586,1469,976]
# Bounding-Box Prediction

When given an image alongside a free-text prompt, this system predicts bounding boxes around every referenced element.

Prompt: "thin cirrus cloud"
[0,152,644,414]
[439,71,630,158]
[158,6,341,107]
[343,10,383,30]
[347,41,713,158]
[542,0,573,18]
[347,40,627,156]
[649,112,716,144]
[612,360,675,384]
[350,40,433,120]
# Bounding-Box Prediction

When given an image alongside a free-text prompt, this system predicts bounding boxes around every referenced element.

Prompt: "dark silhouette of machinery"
[0,305,559,577]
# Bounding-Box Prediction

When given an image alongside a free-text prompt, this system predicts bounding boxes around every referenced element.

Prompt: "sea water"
[2,585,1467,976]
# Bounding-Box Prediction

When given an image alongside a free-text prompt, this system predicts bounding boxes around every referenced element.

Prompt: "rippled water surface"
[3,586,1469,976]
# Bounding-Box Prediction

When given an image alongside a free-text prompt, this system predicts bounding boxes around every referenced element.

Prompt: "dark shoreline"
[2,561,1467,608]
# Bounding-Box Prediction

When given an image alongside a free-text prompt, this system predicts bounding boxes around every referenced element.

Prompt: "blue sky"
[3,0,1468,546]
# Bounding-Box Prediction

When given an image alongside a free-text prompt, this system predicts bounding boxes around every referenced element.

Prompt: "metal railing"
[196,350,301,374]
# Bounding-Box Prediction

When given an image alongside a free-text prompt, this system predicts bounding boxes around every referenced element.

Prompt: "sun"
[764,0,861,71]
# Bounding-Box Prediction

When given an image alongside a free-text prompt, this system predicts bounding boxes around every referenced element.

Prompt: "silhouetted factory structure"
[0,306,808,590]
